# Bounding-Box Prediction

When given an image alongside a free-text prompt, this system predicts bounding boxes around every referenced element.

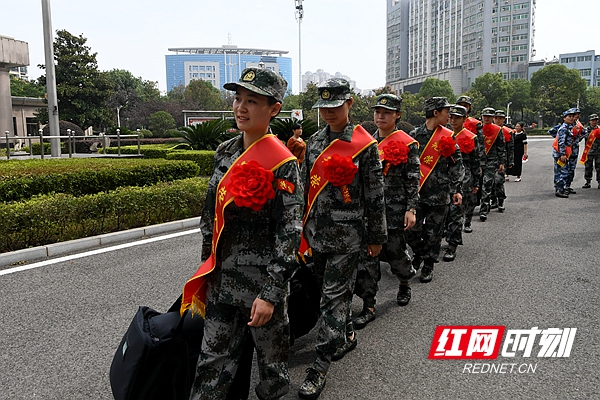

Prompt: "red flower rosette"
[503,130,512,143]
[322,154,358,203]
[381,140,410,176]
[438,136,456,158]
[226,160,275,212]
[457,135,475,154]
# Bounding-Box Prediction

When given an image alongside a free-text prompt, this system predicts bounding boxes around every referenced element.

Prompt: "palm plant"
[175,119,235,150]
[270,118,319,143]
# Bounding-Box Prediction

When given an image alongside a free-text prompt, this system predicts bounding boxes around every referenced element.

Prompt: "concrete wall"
[0,36,30,136]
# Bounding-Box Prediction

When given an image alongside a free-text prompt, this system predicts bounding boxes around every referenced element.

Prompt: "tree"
[470,73,510,109]
[350,92,373,124]
[9,76,45,98]
[530,64,587,125]
[418,78,456,103]
[270,118,318,143]
[401,91,425,126]
[580,87,600,121]
[175,119,235,150]
[37,30,111,129]
[104,69,161,129]
[183,79,228,111]
[148,111,176,137]
[507,79,533,123]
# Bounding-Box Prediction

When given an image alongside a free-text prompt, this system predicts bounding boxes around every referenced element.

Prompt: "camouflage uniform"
[567,113,585,191]
[479,109,507,219]
[492,110,514,209]
[302,107,387,375]
[553,121,574,194]
[445,106,482,249]
[457,96,486,229]
[354,125,420,309]
[583,114,600,187]
[191,68,303,400]
[406,98,465,277]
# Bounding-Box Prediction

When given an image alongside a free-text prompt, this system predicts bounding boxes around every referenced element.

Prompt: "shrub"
[175,120,235,150]
[166,150,214,176]
[0,177,209,253]
[0,158,200,202]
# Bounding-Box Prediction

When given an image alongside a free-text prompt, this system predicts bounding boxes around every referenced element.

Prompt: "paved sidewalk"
[0,217,200,268]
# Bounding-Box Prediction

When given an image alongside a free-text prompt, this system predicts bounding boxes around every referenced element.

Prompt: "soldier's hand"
[452,193,463,205]
[472,187,479,194]
[498,164,505,173]
[248,298,274,327]
[367,244,382,257]
[404,211,416,230]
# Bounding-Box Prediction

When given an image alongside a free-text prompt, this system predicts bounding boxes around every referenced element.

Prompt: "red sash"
[573,120,584,137]
[453,128,477,154]
[580,127,600,164]
[298,125,376,255]
[181,134,296,317]
[464,116,480,134]
[482,123,502,155]
[378,130,418,175]
[419,125,453,188]
[552,127,573,157]
[501,126,513,143]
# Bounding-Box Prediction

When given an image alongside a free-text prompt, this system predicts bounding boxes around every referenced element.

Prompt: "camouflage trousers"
[354,229,416,309]
[584,154,600,182]
[492,170,507,201]
[406,204,449,266]
[463,191,479,226]
[311,251,359,374]
[445,201,465,247]
[565,155,579,188]
[479,166,498,214]
[190,285,290,400]
[553,157,570,192]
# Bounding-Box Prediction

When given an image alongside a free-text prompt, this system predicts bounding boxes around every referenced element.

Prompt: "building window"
[580,69,591,77]
[513,13,529,20]
[511,55,527,62]
[512,44,528,51]
[499,46,510,52]
[500,16,510,22]
[491,58,497,64]
[577,55,592,62]
[561,57,576,63]
[499,56,509,63]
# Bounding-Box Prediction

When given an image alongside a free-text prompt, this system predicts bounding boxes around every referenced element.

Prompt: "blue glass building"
[165,45,292,94]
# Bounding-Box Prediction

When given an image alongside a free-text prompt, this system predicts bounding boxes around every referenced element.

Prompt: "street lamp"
[506,102,512,125]
[116,105,123,128]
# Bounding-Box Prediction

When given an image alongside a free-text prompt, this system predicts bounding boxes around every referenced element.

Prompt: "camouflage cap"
[312,79,352,108]
[371,94,402,111]
[494,109,506,117]
[481,107,496,117]
[223,67,287,103]
[424,97,452,112]
[562,108,577,117]
[449,104,468,117]
[456,95,473,106]
[589,113,599,120]
[571,107,581,115]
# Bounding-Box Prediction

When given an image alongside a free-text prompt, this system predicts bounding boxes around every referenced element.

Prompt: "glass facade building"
[165,45,292,94]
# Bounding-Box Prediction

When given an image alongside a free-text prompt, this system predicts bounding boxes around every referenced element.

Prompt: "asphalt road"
[1,138,599,400]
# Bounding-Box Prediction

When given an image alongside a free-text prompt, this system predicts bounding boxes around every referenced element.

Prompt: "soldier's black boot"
[464,224,473,233]
[498,199,505,212]
[331,330,357,361]
[353,307,376,330]
[443,245,457,262]
[397,282,411,306]
[555,190,569,198]
[420,262,434,283]
[299,367,327,399]
[582,180,591,189]
[412,255,422,271]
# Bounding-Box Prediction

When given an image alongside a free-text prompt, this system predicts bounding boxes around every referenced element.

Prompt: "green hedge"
[0,177,209,253]
[0,158,200,202]
[103,144,192,159]
[166,150,214,176]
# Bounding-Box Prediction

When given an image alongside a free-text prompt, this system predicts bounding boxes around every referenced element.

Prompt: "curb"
[0,217,200,268]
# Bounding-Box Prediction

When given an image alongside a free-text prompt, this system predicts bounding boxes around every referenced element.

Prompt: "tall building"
[386,0,536,94]
[165,45,292,94]
[558,51,600,87]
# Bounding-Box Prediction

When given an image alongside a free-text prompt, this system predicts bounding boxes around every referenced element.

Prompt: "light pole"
[117,105,123,128]
[506,102,512,125]
[41,0,61,157]
[295,0,304,92]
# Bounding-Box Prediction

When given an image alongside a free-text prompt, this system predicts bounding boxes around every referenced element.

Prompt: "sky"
[1,0,598,95]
